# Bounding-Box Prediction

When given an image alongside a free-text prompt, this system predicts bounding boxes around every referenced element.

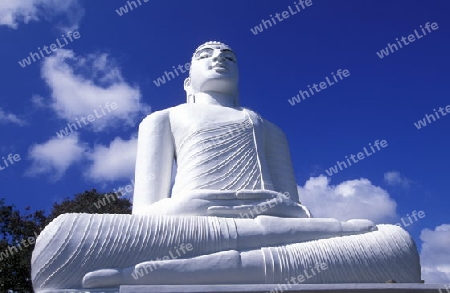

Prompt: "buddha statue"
[31,41,421,292]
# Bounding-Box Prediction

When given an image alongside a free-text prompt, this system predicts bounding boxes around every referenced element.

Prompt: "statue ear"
[184,77,191,91]
[184,77,194,103]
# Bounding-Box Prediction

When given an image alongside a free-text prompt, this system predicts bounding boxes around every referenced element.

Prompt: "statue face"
[186,43,239,95]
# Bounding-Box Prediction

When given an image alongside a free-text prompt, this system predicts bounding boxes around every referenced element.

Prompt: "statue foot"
[82,268,124,288]
[343,219,378,233]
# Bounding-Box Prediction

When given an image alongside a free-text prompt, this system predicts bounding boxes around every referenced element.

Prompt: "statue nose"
[212,54,225,62]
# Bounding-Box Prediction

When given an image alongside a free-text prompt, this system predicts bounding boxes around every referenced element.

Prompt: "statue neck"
[191,92,239,108]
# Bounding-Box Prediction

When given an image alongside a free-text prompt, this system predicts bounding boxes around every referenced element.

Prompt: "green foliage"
[45,189,132,224]
[0,200,46,293]
[0,189,132,292]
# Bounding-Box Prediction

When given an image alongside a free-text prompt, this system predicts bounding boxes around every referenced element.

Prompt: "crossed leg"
[83,250,264,288]
[82,216,376,288]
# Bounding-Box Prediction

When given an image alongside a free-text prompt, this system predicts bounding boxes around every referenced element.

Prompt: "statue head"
[184,41,240,106]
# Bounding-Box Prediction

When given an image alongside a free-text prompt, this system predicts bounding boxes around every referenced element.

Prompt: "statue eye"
[225,56,235,62]
[198,52,211,59]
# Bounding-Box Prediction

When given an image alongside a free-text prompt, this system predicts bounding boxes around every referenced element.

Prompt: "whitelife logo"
[376,22,439,59]
[288,69,350,106]
[55,102,118,139]
[0,153,21,172]
[250,0,313,35]
[18,31,81,68]
[325,140,388,176]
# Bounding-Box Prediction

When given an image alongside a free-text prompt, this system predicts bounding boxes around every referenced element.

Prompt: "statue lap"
[31,213,421,290]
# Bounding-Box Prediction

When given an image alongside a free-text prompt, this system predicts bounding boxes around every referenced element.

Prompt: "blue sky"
[0,0,449,283]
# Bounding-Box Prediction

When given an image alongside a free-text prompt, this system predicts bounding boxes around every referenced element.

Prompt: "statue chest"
[170,105,265,151]
[169,105,274,192]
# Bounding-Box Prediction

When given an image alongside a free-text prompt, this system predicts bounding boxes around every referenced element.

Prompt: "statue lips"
[212,62,228,73]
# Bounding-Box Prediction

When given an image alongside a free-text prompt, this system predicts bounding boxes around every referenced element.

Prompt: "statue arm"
[263,119,300,203]
[132,109,175,215]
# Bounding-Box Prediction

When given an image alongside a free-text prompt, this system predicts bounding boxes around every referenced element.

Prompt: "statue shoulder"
[139,108,173,128]
[241,107,260,116]
[240,107,286,136]
[141,104,184,124]
[262,117,287,139]
[139,104,194,128]
[263,118,282,130]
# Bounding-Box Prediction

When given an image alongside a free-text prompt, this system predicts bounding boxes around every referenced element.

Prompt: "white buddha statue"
[132,41,310,219]
[31,41,421,292]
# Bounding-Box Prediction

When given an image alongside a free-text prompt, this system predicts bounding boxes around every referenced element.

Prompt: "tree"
[45,189,132,225]
[0,189,131,292]
[0,200,46,293]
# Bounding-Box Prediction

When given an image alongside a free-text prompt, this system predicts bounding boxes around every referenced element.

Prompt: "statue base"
[118,284,445,293]
[35,284,446,293]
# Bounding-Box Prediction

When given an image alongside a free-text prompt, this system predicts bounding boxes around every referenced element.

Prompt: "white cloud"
[31,94,46,108]
[0,108,27,126]
[0,0,83,30]
[298,175,397,223]
[420,224,450,283]
[26,134,86,180]
[86,136,137,182]
[25,134,138,182]
[384,171,412,188]
[41,49,151,132]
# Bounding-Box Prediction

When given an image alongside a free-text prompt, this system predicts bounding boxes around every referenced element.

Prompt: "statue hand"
[143,189,310,218]
[207,190,311,218]
[143,190,269,216]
